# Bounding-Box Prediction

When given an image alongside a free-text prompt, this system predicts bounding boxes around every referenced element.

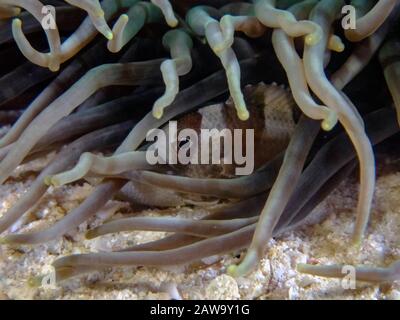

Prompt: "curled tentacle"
[53,0,140,65]
[271,0,338,131]
[0,0,62,71]
[64,0,113,40]
[254,0,322,45]
[303,0,375,245]
[152,29,193,119]
[0,6,84,49]
[186,6,249,121]
[47,151,151,187]
[216,2,266,53]
[4,0,141,70]
[150,0,178,27]
[107,2,162,53]
[345,0,397,42]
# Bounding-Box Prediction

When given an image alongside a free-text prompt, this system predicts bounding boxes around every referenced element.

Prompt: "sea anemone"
[0,0,399,296]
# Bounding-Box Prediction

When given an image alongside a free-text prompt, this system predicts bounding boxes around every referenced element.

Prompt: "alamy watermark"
[38,4,359,31]
[145,121,255,176]
[38,263,358,290]
[341,5,357,31]
[41,5,56,30]
[40,265,57,290]
[341,265,356,290]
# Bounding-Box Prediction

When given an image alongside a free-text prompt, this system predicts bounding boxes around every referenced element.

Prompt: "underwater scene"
[0,0,399,300]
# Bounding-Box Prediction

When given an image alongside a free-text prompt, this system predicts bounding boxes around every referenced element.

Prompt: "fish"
[119,83,297,207]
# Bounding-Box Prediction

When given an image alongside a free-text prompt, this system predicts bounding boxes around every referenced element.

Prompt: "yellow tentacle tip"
[227,264,239,277]
[237,109,250,121]
[48,61,60,73]
[12,18,22,28]
[44,176,52,186]
[119,14,129,24]
[305,31,322,46]
[0,237,9,245]
[328,35,345,53]
[321,119,334,131]
[44,175,60,187]
[168,18,179,28]
[334,43,345,53]
[296,263,308,273]
[153,108,164,120]
[321,111,338,131]
[105,31,114,41]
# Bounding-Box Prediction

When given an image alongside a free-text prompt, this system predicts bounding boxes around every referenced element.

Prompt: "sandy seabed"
[0,151,399,300]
